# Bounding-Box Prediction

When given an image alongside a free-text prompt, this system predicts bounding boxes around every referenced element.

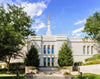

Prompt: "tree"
[0,4,35,72]
[58,42,73,67]
[83,11,100,41]
[24,45,39,67]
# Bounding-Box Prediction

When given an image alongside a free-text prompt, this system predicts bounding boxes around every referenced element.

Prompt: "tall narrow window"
[52,58,54,66]
[91,46,93,54]
[87,46,89,54]
[44,58,46,66]
[52,45,54,54]
[48,58,50,66]
[83,46,85,55]
[44,45,46,54]
[48,45,50,54]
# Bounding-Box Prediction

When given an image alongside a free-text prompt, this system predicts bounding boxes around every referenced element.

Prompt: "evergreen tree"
[58,42,73,67]
[24,45,39,67]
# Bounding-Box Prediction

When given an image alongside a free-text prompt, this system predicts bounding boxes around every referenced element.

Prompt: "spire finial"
[48,14,50,20]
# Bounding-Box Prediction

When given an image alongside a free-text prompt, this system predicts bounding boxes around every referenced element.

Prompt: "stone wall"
[79,64,100,74]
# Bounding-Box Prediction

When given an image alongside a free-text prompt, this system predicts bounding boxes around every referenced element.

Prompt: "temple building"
[22,15,99,67]
[3,15,99,67]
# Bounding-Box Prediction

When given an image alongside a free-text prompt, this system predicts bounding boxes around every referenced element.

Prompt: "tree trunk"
[6,61,10,73]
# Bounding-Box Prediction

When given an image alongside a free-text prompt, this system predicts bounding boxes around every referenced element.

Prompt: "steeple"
[46,14,51,35]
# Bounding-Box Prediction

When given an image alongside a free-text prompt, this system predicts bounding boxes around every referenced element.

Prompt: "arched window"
[83,46,85,55]
[44,45,46,54]
[52,45,54,54]
[91,46,93,54]
[87,46,89,54]
[48,45,50,54]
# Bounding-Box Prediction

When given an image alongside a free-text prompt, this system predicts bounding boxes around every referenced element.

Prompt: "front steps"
[38,67,59,75]
[39,67,59,71]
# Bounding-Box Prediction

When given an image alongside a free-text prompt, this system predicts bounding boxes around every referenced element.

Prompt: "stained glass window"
[48,45,50,54]
[52,45,54,54]
[44,45,46,54]
[48,58,50,66]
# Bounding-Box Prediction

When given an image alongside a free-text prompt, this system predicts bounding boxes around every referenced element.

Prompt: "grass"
[0,71,25,75]
[75,73,100,79]
[0,76,25,79]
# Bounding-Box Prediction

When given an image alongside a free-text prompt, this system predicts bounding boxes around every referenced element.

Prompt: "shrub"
[58,42,73,67]
[74,61,83,66]
[85,54,100,62]
[63,71,70,75]
[83,60,100,65]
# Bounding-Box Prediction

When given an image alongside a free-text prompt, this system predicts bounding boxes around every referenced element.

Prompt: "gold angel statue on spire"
[48,14,50,20]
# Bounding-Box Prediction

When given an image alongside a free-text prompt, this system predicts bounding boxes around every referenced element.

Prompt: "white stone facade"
[27,34,67,66]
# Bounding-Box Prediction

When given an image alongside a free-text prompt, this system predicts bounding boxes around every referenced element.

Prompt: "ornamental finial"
[48,14,50,20]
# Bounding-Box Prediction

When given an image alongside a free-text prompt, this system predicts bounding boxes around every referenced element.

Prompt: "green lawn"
[0,71,25,75]
[75,73,100,79]
[0,76,25,79]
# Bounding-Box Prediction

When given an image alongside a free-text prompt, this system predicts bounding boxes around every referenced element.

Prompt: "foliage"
[85,54,100,62]
[10,62,25,70]
[83,11,100,41]
[74,61,83,66]
[24,45,39,67]
[63,71,70,75]
[83,60,100,65]
[0,4,35,72]
[58,42,73,67]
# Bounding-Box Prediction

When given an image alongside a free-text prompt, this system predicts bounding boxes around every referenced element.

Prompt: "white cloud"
[72,26,85,37]
[72,26,84,34]
[21,1,47,18]
[0,0,47,18]
[73,33,82,38]
[74,18,86,25]
[32,23,46,32]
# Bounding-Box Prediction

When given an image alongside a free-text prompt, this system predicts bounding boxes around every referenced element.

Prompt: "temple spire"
[46,14,51,35]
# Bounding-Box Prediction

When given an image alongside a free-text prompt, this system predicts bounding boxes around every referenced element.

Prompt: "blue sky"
[1,0,100,37]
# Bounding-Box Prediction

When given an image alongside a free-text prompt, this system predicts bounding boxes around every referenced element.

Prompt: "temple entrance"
[43,58,54,66]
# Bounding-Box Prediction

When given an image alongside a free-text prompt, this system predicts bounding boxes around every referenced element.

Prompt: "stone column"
[41,57,43,66]
[50,45,51,54]
[46,45,48,54]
